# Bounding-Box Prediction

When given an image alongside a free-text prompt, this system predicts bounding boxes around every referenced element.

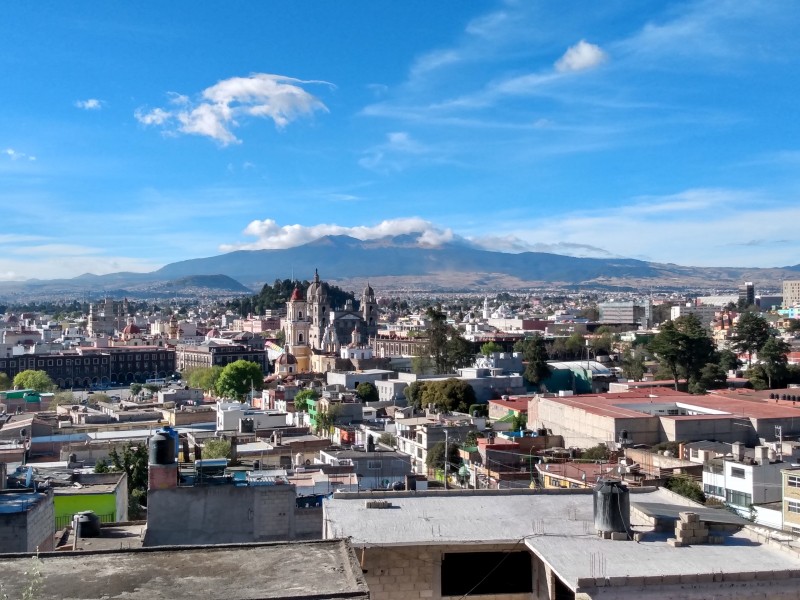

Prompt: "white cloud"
[3,148,36,161]
[220,218,454,252]
[410,49,462,79]
[10,244,102,257]
[359,131,441,172]
[74,98,103,110]
[555,40,608,73]
[135,73,330,145]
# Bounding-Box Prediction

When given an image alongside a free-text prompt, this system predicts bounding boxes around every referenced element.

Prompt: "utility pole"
[444,428,448,490]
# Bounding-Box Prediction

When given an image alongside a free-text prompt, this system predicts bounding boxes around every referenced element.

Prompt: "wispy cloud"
[3,148,36,161]
[135,73,331,145]
[359,132,448,173]
[221,218,454,252]
[74,98,103,110]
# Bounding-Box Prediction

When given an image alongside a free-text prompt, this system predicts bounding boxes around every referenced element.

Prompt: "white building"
[215,402,290,432]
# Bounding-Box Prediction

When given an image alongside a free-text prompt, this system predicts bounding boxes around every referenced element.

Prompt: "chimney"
[755,445,770,465]
[731,442,745,462]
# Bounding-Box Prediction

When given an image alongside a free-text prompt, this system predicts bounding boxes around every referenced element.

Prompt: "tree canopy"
[757,335,791,389]
[0,373,10,391]
[203,438,232,459]
[514,336,551,387]
[425,441,462,471]
[480,341,503,356]
[424,307,474,374]
[12,370,55,392]
[227,278,356,316]
[215,360,264,401]
[185,366,223,393]
[649,315,715,392]
[356,381,379,403]
[732,312,771,366]
[293,388,318,412]
[404,378,477,413]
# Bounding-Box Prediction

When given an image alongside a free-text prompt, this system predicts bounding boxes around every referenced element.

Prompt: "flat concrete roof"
[0,540,368,600]
[325,488,800,592]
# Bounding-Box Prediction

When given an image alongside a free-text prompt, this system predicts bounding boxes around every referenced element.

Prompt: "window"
[704,484,724,497]
[726,490,752,507]
[787,500,800,514]
[788,475,800,488]
[690,448,699,458]
[367,460,381,470]
[730,467,746,479]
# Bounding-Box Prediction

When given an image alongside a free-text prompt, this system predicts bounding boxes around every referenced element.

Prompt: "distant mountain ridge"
[0,234,796,301]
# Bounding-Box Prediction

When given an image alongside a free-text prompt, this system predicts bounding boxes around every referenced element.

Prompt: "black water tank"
[593,479,630,534]
[75,511,101,538]
[149,432,174,465]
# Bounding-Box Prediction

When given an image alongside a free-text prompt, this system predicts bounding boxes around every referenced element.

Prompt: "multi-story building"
[599,300,651,327]
[783,280,800,308]
[669,303,720,328]
[88,298,130,337]
[175,341,267,374]
[739,282,755,307]
[0,346,175,388]
[782,467,800,533]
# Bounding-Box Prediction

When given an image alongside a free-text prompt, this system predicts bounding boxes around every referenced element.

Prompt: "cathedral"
[283,270,378,373]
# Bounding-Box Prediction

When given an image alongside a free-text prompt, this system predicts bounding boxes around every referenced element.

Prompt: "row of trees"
[404,378,478,413]
[648,312,796,392]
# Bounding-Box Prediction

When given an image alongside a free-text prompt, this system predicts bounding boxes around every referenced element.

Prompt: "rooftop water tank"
[75,511,101,538]
[593,479,630,535]
[149,432,175,466]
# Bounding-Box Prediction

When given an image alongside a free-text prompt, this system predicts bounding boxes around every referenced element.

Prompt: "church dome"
[290,286,303,302]
[276,352,297,365]
[122,323,141,335]
[363,282,374,297]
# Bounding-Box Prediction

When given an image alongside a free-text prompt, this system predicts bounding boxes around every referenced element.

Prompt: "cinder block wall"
[361,543,550,600]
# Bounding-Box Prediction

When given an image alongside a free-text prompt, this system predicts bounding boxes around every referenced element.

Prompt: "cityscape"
[3,2,800,600]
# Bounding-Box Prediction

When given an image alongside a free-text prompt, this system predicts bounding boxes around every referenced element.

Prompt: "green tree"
[690,363,727,394]
[717,349,741,373]
[0,372,10,391]
[130,383,143,397]
[515,336,550,387]
[464,430,485,446]
[315,405,341,436]
[621,349,646,381]
[94,458,110,473]
[12,370,55,392]
[356,381,379,403]
[420,378,477,413]
[480,341,503,356]
[143,383,161,394]
[203,438,232,459]
[511,412,527,432]
[732,312,771,366]
[582,444,609,460]
[215,360,264,401]
[425,441,461,471]
[185,366,223,393]
[50,391,77,409]
[565,333,586,358]
[665,474,706,503]
[411,355,433,375]
[758,335,791,389]
[404,381,428,409]
[378,432,396,447]
[108,443,149,518]
[293,388,318,412]
[423,306,473,374]
[649,315,714,391]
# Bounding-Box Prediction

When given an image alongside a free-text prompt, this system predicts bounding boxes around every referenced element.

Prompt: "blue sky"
[2,1,800,281]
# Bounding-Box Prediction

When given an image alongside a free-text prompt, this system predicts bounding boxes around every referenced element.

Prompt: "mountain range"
[1,234,798,302]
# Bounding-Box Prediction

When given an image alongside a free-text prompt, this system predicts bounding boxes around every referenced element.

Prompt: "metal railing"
[55,512,115,530]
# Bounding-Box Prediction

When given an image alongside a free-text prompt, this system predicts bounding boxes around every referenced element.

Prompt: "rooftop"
[325,487,800,593]
[0,539,368,600]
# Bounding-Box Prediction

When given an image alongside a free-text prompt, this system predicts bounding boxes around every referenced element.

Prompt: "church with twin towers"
[282,269,379,373]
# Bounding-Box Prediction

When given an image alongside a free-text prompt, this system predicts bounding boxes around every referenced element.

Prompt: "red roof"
[290,287,303,302]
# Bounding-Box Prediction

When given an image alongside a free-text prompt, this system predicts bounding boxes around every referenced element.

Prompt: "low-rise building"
[0,488,55,553]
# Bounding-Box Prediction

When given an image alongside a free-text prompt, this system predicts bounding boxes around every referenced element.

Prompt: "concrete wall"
[0,491,54,553]
[294,506,322,540]
[360,543,543,600]
[144,484,301,547]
